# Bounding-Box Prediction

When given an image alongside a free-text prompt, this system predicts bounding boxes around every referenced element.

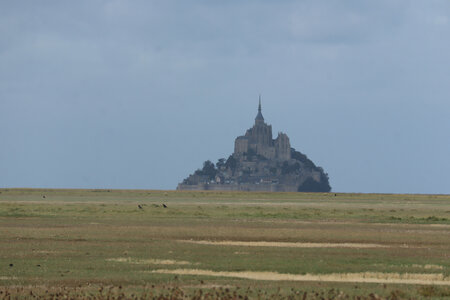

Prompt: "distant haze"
[1,1,449,194]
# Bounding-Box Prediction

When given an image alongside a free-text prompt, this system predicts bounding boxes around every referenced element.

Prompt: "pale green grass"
[0,188,449,298]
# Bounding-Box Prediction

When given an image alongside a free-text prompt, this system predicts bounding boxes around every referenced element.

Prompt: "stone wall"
[234,137,249,154]
[177,183,298,192]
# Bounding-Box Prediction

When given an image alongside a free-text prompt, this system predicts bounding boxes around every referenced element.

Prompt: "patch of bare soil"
[107,258,192,265]
[412,264,444,270]
[150,269,450,286]
[33,250,59,254]
[179,240,390,248]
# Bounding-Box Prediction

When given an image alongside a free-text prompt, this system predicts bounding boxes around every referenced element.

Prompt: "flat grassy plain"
[0,188,449,299]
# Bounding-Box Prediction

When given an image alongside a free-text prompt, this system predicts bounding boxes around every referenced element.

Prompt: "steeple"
[258,95,261,113]
[255,95,264,124]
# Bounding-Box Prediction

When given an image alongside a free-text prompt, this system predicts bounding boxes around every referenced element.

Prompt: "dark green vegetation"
[182,149,331,193]
[0,189,449,299]
[194,160,218,180]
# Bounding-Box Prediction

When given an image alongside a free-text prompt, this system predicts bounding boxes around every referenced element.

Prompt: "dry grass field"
[0,188,449,299]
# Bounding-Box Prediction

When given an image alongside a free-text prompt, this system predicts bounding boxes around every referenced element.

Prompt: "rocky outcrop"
[177,101,331,192]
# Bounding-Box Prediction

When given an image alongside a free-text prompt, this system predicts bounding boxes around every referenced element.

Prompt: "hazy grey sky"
[1,1,449,193]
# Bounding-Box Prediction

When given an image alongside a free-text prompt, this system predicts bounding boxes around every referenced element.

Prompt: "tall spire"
[258,95,261,113]
[255,95,264,124]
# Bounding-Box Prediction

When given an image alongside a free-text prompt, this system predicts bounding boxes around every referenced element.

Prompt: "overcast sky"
[1,1,449,193]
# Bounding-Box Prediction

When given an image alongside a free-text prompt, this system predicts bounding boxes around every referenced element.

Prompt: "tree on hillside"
[216,158,226,169]
[225,155,237,172]
[194,160,217,180]
[281,161,301,175]
[297,173,331,192]
[291,148,316,169]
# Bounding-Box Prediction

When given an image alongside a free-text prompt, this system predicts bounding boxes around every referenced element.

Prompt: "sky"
[1,0,449,194]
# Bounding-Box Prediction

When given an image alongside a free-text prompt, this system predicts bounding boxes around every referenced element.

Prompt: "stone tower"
[275,132,291,161]
[234,99,290,161]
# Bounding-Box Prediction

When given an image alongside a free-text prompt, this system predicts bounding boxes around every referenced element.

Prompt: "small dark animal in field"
[42,195,46,198]
[138,205,143,209]
[334,194,337,196]
[37,264,41,267]
[9,263,13,267]
[163,204,167,208]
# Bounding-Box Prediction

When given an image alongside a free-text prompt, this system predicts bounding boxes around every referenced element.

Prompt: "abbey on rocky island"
[177,99,331,192]
[234,100,291,161]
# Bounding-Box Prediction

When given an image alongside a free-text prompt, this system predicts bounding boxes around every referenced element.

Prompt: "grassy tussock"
[1,285,449,299]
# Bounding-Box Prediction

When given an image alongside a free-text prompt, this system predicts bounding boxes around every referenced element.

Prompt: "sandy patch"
[0,276,18,280]
[183,284,234,289]
[427,224,450,228]
[373,263,446,271]
[34,250,58,254]
[412,264,445,270]
[150,269,450,286]
[107,257,192,265]
[179,240,390,248]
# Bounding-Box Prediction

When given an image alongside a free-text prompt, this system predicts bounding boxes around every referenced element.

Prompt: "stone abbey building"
[177,100,331,192]
[234,100,291,161]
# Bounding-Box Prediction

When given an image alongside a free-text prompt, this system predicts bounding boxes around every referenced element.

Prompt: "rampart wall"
[177,183,298,192]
